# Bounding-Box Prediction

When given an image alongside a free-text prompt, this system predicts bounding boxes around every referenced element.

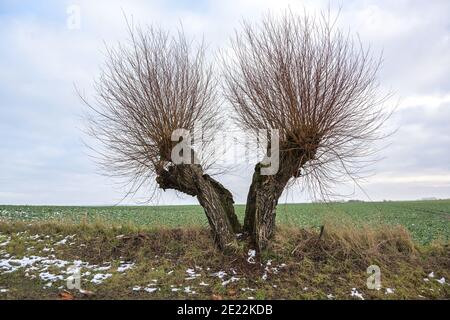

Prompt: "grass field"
[0,200,449,300]
[1,200,449,244]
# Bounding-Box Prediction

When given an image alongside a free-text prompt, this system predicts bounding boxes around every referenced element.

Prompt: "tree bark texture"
[156,164,241,250]
[244,149,306,251]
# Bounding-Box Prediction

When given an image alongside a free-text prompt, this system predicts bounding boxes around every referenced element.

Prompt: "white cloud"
[0,0,449,204]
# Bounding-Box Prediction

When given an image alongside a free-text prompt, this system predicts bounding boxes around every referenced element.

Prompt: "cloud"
[0,0,449,204]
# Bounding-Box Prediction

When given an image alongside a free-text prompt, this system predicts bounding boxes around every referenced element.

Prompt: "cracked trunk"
[156,164,241,250]
[244,148,306,251]
[243,163,293,251]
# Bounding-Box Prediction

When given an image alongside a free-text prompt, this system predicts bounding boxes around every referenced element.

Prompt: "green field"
[1,200,449,244]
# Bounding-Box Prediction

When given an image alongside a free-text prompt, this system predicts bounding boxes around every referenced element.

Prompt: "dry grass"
[287,222,416,265]
[0,220,448,300]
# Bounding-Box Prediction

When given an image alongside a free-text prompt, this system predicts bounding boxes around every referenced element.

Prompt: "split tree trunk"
[244,149,306,251]
[156,164,241,250]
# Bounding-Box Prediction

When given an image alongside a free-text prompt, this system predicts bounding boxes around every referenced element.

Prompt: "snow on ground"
[222,276,240,286]
[425,271,447,285]
[385,288,395,294]
[0,240,10,247]
[350,288,364,300]
[117,262,134,273]
[210,271,227,279]
[39,271,64,282]
[183,286,196,294]
[0,232,135,288]
[94,265,111,272]
[4,231,444,299]
[185,268,201,280]
[247,250,256,264]
[91,273,113,284]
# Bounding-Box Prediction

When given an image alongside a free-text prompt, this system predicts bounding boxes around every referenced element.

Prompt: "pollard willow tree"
[85,26,241,250]
[222,12,389,250]
[86,12,388,252]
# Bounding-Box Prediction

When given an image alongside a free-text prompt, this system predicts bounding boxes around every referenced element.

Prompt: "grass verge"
[0,220,448,300]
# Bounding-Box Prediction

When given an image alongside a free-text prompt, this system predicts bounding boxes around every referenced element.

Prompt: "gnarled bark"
[156,164,241,250]
[244,149,307,251]
[243,163,293,251]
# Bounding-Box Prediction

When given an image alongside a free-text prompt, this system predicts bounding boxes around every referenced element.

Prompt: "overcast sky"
[0,0,449,205]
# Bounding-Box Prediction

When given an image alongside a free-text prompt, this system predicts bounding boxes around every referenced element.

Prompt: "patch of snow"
[91,273,112,284]
[0,241,10,247]
[0,256,44,273]
[350,288,364,300]
[55,239,67,245]
[186,268,201,280]
[132,286,141,291]
[327,294,334,300]
[428,272,435,278]
[199,282,209,286]
[437,277,446,285]
[94,265,111,272]
[247,249,256,264]
[184,286,196,294]
[211,271,227,279]
[144,287,158,293]
[222,276,240,286]
[117,262,134,273]
[39,272,64,282]
[385,288,395,294]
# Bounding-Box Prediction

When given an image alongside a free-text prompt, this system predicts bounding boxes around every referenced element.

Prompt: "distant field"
[1,200,449,244]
